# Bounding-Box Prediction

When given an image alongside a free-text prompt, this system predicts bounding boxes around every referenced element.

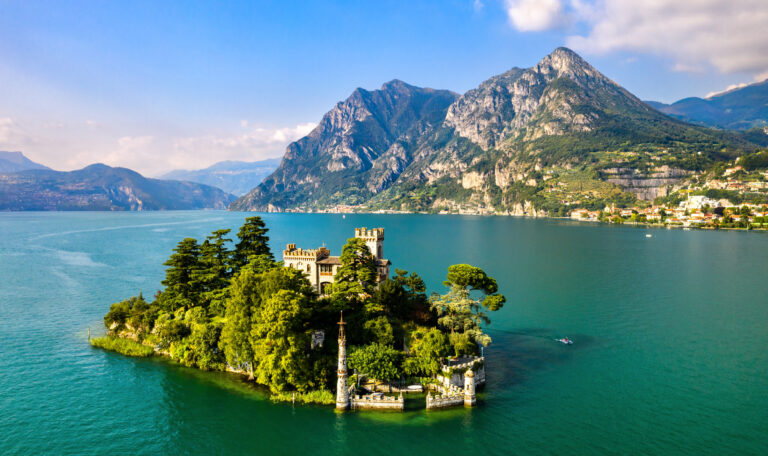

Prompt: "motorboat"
[556,337,573,345]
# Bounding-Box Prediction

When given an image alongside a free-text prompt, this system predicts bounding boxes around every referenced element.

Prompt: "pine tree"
[158,238,203,312]
[194,229,233,310]
[232,217,273,270]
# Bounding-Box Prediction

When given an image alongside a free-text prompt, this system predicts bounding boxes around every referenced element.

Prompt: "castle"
[283,227,391,294]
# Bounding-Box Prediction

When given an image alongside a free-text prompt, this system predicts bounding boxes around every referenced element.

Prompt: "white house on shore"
[283,227,391,294]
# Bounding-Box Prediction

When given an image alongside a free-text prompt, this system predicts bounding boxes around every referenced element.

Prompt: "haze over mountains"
[0,151,50,173]
[647,79,768,130]
[0,155,234,211]
[232,48,764,214]
[160,158,280,196]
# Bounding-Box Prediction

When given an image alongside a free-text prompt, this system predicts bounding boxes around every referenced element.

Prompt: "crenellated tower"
[335,313,349,410]
[355,227,384,260]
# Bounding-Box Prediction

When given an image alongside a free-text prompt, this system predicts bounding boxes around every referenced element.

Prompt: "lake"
[1,211,767,454]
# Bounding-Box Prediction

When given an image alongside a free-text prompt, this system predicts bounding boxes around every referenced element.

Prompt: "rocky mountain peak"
[533,46,602,83]
[444,47,639,149]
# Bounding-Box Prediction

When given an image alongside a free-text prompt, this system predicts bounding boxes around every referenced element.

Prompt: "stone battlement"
[350,393,404,411]
[443,356,485,371]
[354,227,384,240]
[426,392,464,410]
[283,244,330,259]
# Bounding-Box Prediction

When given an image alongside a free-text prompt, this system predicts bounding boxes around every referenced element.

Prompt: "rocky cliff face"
[230,80,457,211]
[601,166,692,200]
[231,48,754,214]
[443,48,642,149]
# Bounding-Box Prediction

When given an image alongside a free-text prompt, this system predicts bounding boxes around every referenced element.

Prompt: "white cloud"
[117,135,154,149]
[705,82,749,99]
[505,0,565,32]
[165,122,317,173]
[564,0,768,79]
[0,118,316,176]
[0,117,33,145]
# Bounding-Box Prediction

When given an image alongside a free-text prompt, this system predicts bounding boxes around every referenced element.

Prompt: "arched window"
[307,264,311,272]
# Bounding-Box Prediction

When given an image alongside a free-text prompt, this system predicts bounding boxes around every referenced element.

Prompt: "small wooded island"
[93,217,505,410]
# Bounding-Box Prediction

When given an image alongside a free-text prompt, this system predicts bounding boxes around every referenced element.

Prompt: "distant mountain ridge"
[0,163,234,211]
[648,79,768,130]
[160,158,280,196]
[232,48,759,214]
[0,151,50,172]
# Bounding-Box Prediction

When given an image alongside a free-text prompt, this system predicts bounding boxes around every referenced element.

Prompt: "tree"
[368,278,406,317]
[363,315,396,346]
[171,322,225,371]
[158,238,203,312]
[232,217,273,270]
[347,343,402,390]
[430,264,506,355]
[740,205,752,217]
[250,290,311,392]
[104,294,156,335]
[392,269,433,325]
[220,266,316,379]
[332,238,377,298]
[154,317,191,350]
[403,327,449,376]
[444,264,506,311]
[219,268,259,377]
[430,286,490,352]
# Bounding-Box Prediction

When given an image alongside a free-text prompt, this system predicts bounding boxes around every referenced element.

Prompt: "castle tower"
[464,369,476,407]
[355,227,384,260]
[336,313,349,410]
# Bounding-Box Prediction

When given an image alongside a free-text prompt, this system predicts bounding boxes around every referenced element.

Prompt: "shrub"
[269,389,335,405]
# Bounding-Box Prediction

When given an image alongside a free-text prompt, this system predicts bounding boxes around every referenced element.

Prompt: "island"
[92,217,505,410]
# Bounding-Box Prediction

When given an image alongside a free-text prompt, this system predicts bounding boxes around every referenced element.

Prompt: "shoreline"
[235,208,768,232]
[90,335,335,405]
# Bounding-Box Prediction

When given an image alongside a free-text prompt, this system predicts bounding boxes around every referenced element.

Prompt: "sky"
[1,0,767,176]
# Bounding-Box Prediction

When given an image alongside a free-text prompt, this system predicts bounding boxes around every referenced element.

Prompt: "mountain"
[232,48,760,214]
[160,158,280,196]
[0,151,50,173]
[230,80,458,210]
[0,164,235,211]
[648,80,768,130]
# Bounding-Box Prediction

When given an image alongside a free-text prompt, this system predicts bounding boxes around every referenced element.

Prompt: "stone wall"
[426,391,464,409]
[438,356,485,389]
[350,393,404,411]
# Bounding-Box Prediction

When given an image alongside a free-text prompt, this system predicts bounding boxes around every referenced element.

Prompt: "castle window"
[307,265,311,272]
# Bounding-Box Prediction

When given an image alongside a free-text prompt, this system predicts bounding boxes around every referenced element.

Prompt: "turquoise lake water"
[1,211,767,455]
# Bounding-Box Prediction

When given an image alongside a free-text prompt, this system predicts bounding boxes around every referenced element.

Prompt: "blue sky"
[1,0,766,175]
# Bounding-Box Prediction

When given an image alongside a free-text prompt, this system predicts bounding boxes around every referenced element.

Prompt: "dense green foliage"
[100,218,505,399]
[739,150,768,171]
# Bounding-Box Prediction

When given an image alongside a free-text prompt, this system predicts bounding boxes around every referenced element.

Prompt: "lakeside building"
[283,227,391,294]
